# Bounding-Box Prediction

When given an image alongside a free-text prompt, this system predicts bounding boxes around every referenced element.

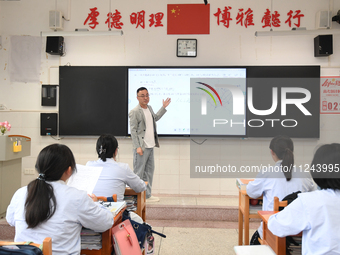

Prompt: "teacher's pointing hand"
[162,98,171,108]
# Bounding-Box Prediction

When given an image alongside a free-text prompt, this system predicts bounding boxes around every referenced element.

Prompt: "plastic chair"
[97,194,117,202]
[0,237,52,255]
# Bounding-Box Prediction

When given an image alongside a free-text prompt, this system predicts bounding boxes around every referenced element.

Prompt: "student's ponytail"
[269,135,294,181]
[96,134,118,162]
[25,144,76,228]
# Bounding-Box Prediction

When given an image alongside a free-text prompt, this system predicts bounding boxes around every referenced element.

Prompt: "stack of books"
[124,195,137,211]
[287,236,302,255]
[80,228,102,250]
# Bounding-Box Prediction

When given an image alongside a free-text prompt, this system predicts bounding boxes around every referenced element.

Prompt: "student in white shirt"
[268,143,340,255]
[247,135,316,244]
[86,134,146,201]
[6,144,114,255]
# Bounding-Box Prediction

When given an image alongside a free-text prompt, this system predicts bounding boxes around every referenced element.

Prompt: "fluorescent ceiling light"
[255,29,340,37]
[41,30,123,37]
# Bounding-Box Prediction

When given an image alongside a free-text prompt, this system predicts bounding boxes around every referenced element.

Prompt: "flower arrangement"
[0,121,11,135]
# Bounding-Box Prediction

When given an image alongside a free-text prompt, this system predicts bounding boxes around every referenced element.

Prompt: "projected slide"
[128,67,246,136]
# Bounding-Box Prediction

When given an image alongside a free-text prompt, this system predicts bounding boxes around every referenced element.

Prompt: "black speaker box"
[314,34,333,57]
[41,85,57,106]
[40,113,58,136]
[46,36,64,55]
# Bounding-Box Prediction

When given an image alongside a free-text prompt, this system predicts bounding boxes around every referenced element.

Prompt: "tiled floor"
[147,194,239,207]
[151,226,257,255]
[145,195,258,255]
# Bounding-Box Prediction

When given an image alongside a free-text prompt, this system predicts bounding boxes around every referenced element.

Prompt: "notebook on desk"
[105,201,126,216]
[236,178,254,190]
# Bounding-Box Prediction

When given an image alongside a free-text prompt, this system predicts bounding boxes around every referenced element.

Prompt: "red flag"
[167,4,210,35]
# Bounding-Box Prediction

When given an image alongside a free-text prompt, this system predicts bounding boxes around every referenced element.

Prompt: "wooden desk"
[124,187,146,221]
[238,189,263,245]
[258,211,285,255]
[81,208,125,255]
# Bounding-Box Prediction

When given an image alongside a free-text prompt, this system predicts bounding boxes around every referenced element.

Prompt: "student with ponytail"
[268,143,340,255]
[6,144,114,254]
[247,135,316,245]
[86,134,146,201]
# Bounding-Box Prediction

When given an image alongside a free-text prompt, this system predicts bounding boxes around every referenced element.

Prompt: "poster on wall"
[320,76,340,114]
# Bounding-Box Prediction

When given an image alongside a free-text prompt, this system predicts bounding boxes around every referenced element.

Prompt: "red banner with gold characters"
[320,76,340,114]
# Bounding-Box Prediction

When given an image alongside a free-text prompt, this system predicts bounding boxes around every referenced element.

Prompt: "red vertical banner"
[167,4,210,35]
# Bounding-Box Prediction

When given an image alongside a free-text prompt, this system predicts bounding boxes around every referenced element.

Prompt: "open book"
[236,178,254,190]
[67,164,103,194]
[106,201,127,216]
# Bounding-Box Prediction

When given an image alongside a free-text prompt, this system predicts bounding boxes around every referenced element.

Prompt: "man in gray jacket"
[129,87,171,202]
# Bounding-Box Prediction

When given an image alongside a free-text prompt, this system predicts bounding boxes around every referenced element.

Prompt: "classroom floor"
[145,195,258,255]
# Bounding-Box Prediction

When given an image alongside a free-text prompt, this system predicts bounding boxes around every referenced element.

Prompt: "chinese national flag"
[167,4,210,35]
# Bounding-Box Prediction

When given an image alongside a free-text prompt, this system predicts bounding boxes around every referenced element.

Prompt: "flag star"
[171,9,176,14]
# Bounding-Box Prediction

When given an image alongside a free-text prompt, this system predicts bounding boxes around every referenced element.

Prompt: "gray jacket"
[129,104,167,151]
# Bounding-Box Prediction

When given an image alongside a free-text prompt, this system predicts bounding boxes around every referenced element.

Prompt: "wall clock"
[177,39,197,57]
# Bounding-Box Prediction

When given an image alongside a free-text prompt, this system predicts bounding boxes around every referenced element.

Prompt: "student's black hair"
[25,144,76,228]
[310,143,340,190]
[269,135,294,181]
[137,87,148,95]
[96,134,118,162]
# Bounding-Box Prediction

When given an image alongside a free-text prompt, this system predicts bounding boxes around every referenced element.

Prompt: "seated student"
[268,143,340,255]
[6,144,113,255]
[86,134,146,201]
[247,135,316,245]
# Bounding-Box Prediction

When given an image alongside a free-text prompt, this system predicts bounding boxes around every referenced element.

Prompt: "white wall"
[0,0,340,196]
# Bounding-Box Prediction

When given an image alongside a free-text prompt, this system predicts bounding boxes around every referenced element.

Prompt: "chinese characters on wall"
[320,77,340,114]
[83,5,304,30]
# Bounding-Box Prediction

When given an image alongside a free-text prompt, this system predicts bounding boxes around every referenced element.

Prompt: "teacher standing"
[129,87,171,202]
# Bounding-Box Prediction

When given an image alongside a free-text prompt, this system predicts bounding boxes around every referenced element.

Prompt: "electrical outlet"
[24,168,35,175]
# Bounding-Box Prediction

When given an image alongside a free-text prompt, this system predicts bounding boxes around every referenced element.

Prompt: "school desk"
[80,206,126,255]
[257,211,285,255]
[238,189,263,245]
[125,184,147,221]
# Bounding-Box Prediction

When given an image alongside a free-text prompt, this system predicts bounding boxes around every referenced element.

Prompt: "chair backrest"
[273,196,288,211]
[0,237,52,255]
[97,194,117,202]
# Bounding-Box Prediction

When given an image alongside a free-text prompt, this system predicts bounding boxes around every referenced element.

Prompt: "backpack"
[279,191,301,211]
[0,245,43,255]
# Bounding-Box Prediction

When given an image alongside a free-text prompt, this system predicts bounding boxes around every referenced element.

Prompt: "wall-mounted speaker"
[314,34,333,57]
[49,10,63,30]
[40,113,58,136]
[42,85,57,106]
[316,10,332,29]
[46,36,64,56]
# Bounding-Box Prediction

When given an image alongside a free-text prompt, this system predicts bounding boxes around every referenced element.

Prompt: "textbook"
[236,178,254,190]
[106,201,127,216]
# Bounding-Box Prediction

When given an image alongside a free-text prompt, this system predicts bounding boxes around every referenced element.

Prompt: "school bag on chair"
[112,219,142,255]
[0,245,43,255]
[122,210,166,254]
